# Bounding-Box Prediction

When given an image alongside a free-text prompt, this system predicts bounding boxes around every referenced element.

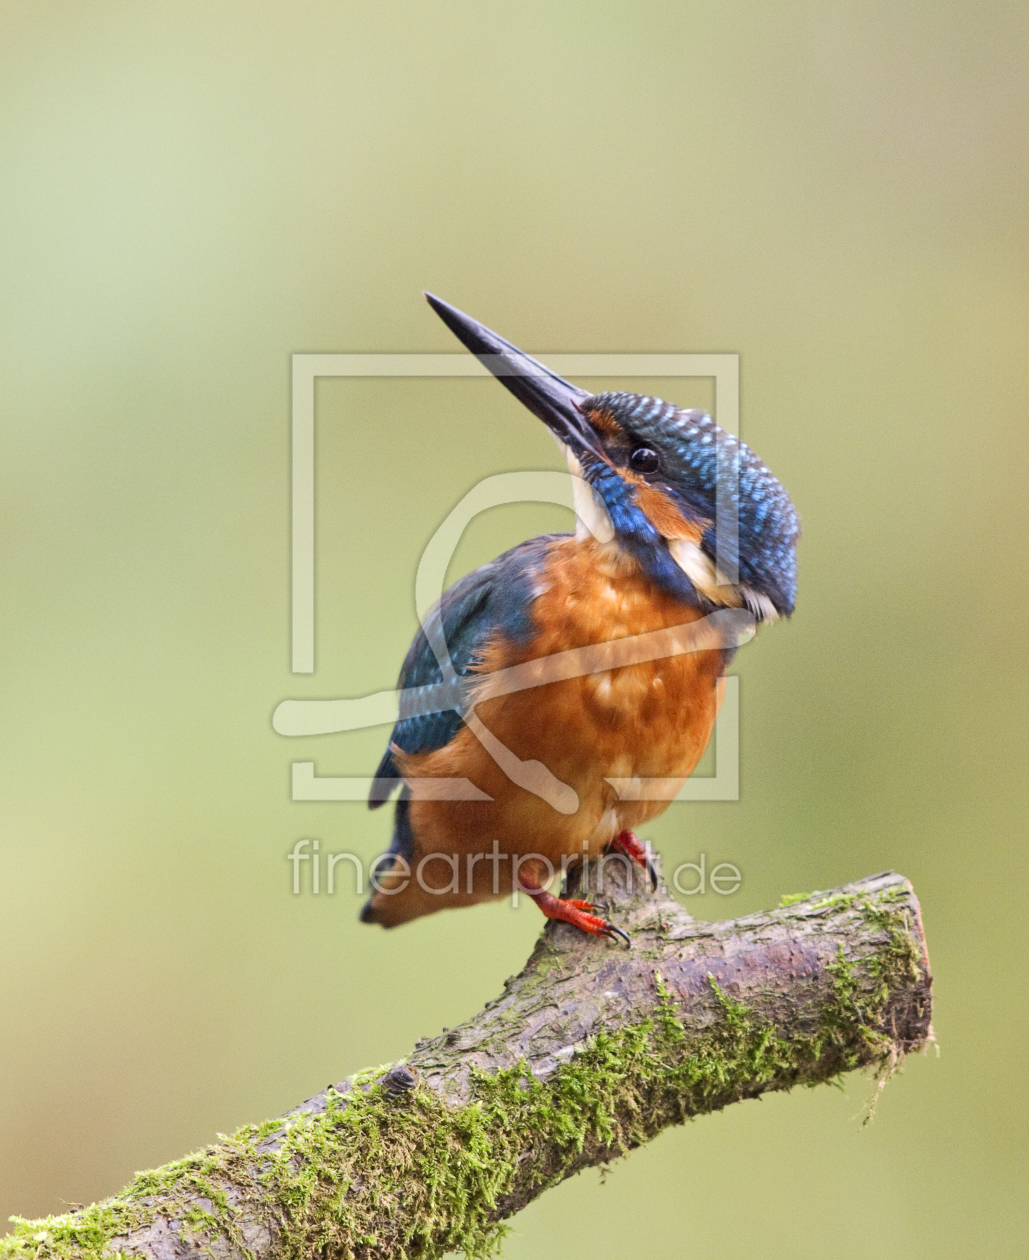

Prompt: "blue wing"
[367,534,565,821]
[361,534,565,916]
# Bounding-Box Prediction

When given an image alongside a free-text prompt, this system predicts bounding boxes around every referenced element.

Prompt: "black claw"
[603,922,631,947]
[646,858,659,892]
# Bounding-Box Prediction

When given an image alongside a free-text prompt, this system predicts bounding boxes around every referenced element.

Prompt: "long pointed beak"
[425,293,602,459]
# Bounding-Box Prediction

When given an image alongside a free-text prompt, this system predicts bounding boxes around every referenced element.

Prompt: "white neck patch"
[666,537,739,607]
[560,441,778,622]
[667,538,778,621]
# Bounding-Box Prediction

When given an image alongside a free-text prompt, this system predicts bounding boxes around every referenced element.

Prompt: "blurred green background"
[1,2,1026,1256]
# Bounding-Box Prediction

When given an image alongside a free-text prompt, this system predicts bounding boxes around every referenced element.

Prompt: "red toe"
[611,831,658,891]
[528,888,630,946]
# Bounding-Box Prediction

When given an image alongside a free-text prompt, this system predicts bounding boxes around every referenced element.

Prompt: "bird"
[360,294,799,943]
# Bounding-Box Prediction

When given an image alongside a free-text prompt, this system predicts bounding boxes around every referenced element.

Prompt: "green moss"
[2,890,924,1260]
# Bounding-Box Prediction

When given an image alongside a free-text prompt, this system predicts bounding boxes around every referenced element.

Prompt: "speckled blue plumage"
[584,392,800,615]
[368,388,799,878]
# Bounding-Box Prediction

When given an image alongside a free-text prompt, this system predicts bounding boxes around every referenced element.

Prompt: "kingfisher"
[361,295,799,943]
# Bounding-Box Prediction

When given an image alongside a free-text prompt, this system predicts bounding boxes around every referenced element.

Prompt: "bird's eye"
[629,446,661,474]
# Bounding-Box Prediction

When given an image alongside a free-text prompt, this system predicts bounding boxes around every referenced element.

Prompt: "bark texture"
[2,865,933,1260]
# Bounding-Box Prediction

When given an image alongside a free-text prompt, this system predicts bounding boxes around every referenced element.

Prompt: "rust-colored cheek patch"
[634,483,705,541]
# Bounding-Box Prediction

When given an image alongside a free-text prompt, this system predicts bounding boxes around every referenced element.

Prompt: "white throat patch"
[562,445,615,544]
[560,441,778,622]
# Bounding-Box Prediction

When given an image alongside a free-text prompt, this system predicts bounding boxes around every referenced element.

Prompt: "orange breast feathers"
[381,536,727,923]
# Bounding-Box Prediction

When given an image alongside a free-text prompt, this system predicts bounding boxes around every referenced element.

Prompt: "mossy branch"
[3,865,932,1260]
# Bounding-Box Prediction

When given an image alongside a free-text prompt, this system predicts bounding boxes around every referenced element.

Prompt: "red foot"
[611,831,658,891]
[528,888,630,947]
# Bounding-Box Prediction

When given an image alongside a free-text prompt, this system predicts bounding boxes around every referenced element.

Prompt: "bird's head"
[426,294,799,621]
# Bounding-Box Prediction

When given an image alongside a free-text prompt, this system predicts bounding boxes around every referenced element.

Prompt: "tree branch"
[3,865,933,1260]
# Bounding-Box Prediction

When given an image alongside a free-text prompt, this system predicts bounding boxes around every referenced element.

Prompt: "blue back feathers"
[369,391,799,829]
[368,534,564,805]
